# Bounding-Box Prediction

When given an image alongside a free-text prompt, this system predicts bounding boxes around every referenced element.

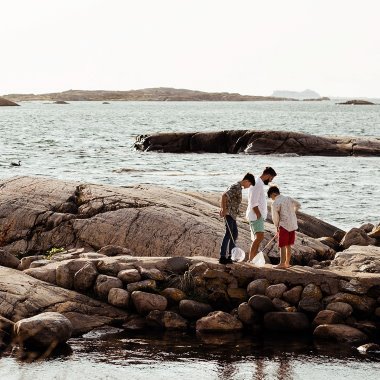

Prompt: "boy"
[267,186,301,268]
[219,173,255,264]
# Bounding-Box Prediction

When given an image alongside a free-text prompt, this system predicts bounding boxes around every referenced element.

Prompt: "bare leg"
[249,232,264,261]
[285,245,292,267]
[275,246,287,268]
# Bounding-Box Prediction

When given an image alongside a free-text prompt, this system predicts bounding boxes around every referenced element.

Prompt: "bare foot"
[274,264,288,269]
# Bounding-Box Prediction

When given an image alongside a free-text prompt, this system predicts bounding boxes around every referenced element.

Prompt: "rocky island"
[134,130,380,156]
[0,96,19,106]
[0,176,379,355]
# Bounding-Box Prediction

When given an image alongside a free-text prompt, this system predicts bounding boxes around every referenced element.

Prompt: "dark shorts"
[278,226,296,248]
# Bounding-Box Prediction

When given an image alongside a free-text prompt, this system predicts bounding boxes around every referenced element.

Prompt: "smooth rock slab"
[13,312,72,348]
[131,291,167,315]
[313,324,368,344]
[196,311,243,332]
[263,312,310,331]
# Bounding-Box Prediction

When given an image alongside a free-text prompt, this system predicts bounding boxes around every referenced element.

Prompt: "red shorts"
[278,226,296,248]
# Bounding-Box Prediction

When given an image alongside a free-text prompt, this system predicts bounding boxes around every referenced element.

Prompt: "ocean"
[0,100,379,230]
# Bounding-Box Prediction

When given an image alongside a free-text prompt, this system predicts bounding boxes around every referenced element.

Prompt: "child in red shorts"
[267,186,301,268]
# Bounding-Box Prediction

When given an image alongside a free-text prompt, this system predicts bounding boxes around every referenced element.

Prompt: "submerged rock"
[313,324,368,344]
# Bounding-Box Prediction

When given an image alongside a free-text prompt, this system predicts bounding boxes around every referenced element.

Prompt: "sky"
[1,0,379,98]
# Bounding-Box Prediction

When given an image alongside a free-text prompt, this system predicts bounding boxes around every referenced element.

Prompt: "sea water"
[0,101,379,229]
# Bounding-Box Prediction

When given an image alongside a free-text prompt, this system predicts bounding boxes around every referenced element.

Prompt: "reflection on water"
[1,330,379,380]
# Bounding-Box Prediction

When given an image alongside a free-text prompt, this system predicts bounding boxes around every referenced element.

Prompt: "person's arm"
[272,202,280,228]
[220,192,228,217]
[251,184,262,219]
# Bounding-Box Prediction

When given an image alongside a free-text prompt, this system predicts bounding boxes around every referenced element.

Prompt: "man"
[268,186,301,268]
[246,167,277,263]
[219,173,256,264]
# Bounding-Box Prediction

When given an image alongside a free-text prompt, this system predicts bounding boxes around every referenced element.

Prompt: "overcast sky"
[1,0,379,97]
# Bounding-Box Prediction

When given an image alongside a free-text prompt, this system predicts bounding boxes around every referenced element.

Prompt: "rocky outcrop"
[134,130,380,157]
[0,96,19,106]
[0,266,128,335]
[337,99,375,105]
[0,176,335,265]
[13,312,72,348]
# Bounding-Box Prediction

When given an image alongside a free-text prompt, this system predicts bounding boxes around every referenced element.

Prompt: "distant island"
[271,89,324,100]
[0,96,19,106]
[2,87,306,102]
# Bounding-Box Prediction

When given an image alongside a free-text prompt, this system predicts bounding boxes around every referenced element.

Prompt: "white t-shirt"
[246,177,267,221]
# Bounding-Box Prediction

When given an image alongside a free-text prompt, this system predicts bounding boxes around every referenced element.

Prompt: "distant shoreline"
[2,87,330,103]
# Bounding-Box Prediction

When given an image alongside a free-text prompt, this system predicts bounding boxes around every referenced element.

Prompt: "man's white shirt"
[246,176,267,221]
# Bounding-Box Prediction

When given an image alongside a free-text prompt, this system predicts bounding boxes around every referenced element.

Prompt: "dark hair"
[242,172,255,186]
[263,167,277,177]
[267,186,280,198]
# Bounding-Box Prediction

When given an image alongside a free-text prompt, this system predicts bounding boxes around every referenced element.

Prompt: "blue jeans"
[220,215,238,258]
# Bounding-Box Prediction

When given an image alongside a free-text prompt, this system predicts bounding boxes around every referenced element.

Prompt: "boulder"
[265,283,287,299]
[73,262,98,291]
[359,223,375,233]
[323,292,376,314]
[166,257,192,274]
[208,290,231,311]
[330,245,380,273]
[126,279,157,292]
[248,295,276,313]
[282,286,303,304]
[272,298,290,311]
[0,315,14,333]
[94,274,123,300]
[0,249,20,269]
[247,279,270,296]
[237,302,258,325]
[368,225,380,238]
[264,312,310,331]
[97,245,133,256]
[196,311,243,332]
[357,343,380,354]
[227,288,248,305]
[179,300,212,319]
[122,315,147,330]
[97,259,134,276]
[301,283,323,301]
[108,288,130,308]
[298,298,322,313]
[146,310,187,330]
[341,228,376,250]
[13,312,72,348]
[131,291,167,315]
[24,265,57,284]
[313,324,368,344]
[312,310,343,326]
[160,287,186,304]
[326,302,353,318]
[138,267,165,281]
[56,259,91,289]
[118,269,142,284]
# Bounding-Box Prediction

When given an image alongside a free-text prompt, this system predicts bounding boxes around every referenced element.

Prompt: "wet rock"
[248,295,276,313]
[161,288,187,304]
[301,283,323,301]
[237,302,258,325]
[264,312,310,331]
[352,321,377,337]
[313,324,368,344]
[73,262,98,291]
[108,288,130,308]
[118,268,142,284]
[94,274,123,300]
[265,283,287,299]
[97,245,133,256]
[131,291,167,315]
[146,310,188,330]
[138,267,165,281]
[126,279,157,292]
[196,311,243,332]
[312,310,343,326]
[13,312,72,348]
[247,279,270,296]
[122,315,147,330]
[341,228,376,250]
[298,298,322,313]
[357,343,380,354]
[282,286,303,304]
[326,302,353,318]
[179,300,213,319]
[0,249,20,269]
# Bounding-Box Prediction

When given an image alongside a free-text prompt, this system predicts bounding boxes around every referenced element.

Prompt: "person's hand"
[255,210,261,219]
